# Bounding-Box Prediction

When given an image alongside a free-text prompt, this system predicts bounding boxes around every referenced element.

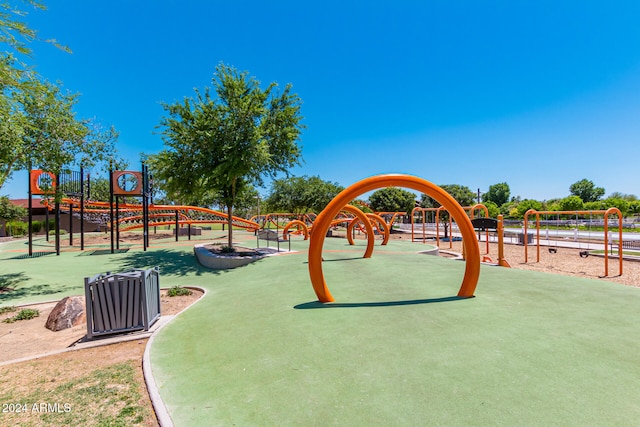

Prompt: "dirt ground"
[0,288,203,364]
[339,230,640,287]
[435,239,638,287]
[0,289,202,426]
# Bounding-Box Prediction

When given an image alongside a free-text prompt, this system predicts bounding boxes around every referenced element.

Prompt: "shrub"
[167,286,192,297]
[31,220,42,233]
[220,245,235,254]
[0,306,17,315]
[6,221,28,236]
[2,308,40,323]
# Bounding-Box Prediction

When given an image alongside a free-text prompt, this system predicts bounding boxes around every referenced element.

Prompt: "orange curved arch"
[376,212,405,231]
[282,220,309,240]
[341,205,375,257]
[346,213,390,246]
[367,213,390,245]
[308,174,481,303]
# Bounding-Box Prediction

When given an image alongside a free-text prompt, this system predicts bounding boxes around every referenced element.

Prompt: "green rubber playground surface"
[3,231,640,425]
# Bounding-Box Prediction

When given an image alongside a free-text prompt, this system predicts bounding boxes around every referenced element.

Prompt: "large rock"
[45,296,86,332]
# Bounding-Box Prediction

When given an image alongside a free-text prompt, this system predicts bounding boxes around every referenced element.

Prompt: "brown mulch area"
[0,288,203,426]
[338,230,640,287]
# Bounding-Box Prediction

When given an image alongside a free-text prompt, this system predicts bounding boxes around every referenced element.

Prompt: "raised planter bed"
[194,244,274,269]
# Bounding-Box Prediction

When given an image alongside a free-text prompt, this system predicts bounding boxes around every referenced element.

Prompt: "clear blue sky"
[4,0,640,201]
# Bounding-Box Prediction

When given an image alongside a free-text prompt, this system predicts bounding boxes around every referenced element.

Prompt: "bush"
[2,308,40,323]
[31,220,42,233]
[166,286,192,297]
[6,221,28,236]
[0,306,17,315]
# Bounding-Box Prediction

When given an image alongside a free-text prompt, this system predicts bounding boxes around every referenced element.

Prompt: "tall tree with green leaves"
[420,184,476,237]
[368,187,416,214]
[421,184,476,208]
[1,79,120,194]
[1,1,118,196]
[482,182,511,207]
[148,63,304,248]
[265,175,343,215]
[569,179,605,203]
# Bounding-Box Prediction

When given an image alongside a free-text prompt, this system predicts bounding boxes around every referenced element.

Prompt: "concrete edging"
[142,286,207,427]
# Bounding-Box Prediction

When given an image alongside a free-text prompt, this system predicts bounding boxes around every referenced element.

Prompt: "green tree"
[483,182,510,207]
[0,1,119,238]
[608,192,637,201]
[569,179,605,203]
[368,187,416,214]
[483,201,500,218]
[0,195,26,236]
[1,4,118,195]
[420,184,476,237]
[602,197,630,216]
[421,184,476,208]
[264,175,343,215]
[148,63,304,248]
[231,185,261,218]
[515,199,543,219]
[0,1,67,58]
[584,201,605,211]
[558,195,584,211]
[1,79,120,195]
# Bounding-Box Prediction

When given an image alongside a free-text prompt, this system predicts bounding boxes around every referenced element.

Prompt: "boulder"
[45,296,86,332]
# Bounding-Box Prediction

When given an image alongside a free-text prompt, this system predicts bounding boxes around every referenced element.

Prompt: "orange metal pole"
[497,215,511,268]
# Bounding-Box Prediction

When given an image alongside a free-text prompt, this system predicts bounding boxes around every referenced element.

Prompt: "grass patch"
[2,308,39,323]
[591,249,640,256]
[0,361,152,426]
[0,305,17,315]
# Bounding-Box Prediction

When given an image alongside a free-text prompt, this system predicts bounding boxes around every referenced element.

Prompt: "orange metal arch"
[341,205,375,257]
[375,212,405,231]
[308,174,481,303]
[347,213,390,246]
[282,220,310,240]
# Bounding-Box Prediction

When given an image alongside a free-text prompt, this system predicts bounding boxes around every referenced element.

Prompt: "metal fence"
[84,267,161,339]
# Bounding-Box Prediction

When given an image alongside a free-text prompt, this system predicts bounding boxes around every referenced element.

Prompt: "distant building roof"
[10,198,49,209]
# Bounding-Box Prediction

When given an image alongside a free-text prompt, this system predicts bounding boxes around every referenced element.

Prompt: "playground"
[1,224,640,425]
[1,174,640,425]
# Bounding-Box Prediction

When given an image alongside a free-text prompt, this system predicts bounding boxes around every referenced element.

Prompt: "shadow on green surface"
[10,251,57,259]
[294,295,468,309]
[0,272,28,294]
[115,249,219,277]
[0,273,76,303]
